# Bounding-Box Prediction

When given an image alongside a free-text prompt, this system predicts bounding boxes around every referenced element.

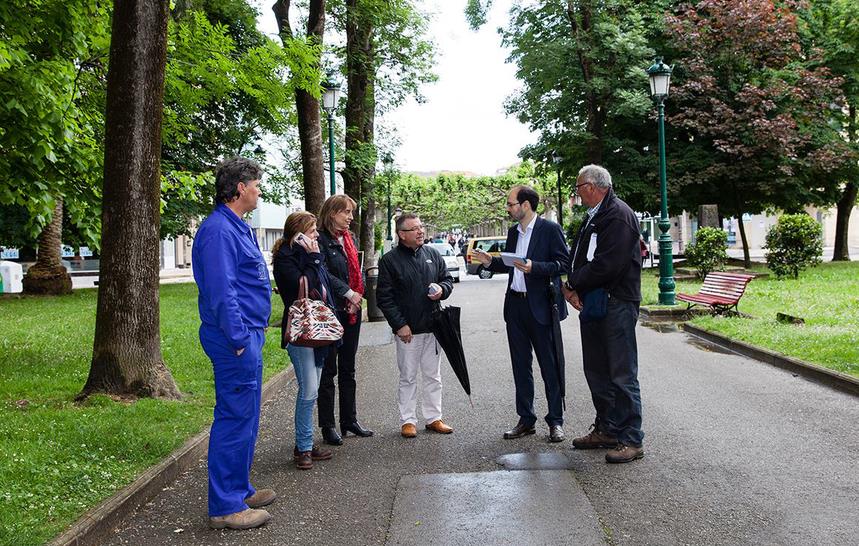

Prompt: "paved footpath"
[107,277,859,545]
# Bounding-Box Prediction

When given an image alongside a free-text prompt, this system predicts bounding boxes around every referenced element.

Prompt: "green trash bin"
[364,266,386,322]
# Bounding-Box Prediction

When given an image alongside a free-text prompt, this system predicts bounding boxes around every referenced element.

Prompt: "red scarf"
[339,230,364,295]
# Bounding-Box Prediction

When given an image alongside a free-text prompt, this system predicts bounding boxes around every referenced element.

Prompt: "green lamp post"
[383,153,393,243]
[321,71,341,196]
[647,56,675,305]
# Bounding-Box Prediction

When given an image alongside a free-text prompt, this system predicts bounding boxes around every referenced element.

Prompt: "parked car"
[465,236,506,279]
[427,243,461,283]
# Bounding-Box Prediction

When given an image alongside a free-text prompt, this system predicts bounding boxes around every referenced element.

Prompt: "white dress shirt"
[510,214,537,292]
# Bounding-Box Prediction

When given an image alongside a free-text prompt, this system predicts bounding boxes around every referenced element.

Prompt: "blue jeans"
[580,297,644,446]
[286,344,326,452]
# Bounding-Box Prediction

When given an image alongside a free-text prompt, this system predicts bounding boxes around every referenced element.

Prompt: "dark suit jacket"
[487,216,570,325]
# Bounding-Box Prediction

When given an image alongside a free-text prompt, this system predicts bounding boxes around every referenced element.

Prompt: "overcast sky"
[254,0,534,176]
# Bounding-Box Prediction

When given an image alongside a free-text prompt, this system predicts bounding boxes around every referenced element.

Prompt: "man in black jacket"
[377,213,455,438]
[563,164,645,464]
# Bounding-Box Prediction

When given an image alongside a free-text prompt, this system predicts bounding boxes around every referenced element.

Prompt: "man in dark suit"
[563,164,644,464]
[473,185,570,442]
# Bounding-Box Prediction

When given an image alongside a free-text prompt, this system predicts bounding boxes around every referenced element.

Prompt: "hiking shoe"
[244,488,276,509]
[293,445,333,461]
[605,443,645,464]
[572,426,617,449]
[295,451,313,470]
[209,508,271,530]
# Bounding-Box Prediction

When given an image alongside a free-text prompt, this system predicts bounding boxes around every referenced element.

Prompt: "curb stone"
[681,323,859,397]
[48,366,295,546]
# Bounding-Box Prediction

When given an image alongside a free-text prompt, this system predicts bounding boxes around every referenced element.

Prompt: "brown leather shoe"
[401,423,417,438]
[605,443,645,463]
[293,445,333,461]
[209,508,272,530]
[425,420,453,434]
[572,427,617,449]
[244,488,276,509]
[295,451,313,470]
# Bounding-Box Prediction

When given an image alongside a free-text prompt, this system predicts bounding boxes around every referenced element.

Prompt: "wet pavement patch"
[495,452,575,470]
[386,471,604,545]
[640,320,681,333]
[684,335,735,355]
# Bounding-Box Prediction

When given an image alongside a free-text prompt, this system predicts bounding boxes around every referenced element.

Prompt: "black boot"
[321,427,343,446]
[341,421,374,437]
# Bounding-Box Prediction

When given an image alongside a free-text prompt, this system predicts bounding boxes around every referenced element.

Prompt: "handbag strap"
[298,276,308,299]
[298,275,328,303]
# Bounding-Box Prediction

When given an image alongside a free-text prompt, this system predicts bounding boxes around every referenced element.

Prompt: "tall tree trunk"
[566,0,604,165]
[22,198,72,295]
[832,104,856,262]
[273,0,326,216]
[343,0,376,262]
[832,182,856,261]
[79,0,180,400]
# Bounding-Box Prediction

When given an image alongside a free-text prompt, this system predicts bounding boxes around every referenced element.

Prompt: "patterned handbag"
[286,276,344,347]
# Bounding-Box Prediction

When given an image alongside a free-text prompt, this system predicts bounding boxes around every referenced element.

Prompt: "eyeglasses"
[573,182,591,195]
[505,201,520,208]
[400,224,424,232]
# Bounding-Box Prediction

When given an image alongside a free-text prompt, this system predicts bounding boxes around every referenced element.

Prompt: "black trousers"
[318,313,361,428]
[580,297,643,446]
[505,295,564,427]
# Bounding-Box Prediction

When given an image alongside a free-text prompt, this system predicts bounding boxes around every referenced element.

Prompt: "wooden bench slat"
[677,271,754,314]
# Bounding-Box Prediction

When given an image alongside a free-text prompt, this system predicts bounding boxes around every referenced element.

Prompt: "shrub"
[764,213,823,279]
[685,227,728,278]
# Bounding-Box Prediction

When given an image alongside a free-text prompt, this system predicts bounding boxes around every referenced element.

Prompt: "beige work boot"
[244,488,277,509]
[209,508,272,530]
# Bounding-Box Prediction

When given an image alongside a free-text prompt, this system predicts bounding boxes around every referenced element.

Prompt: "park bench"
[676,271,755,315]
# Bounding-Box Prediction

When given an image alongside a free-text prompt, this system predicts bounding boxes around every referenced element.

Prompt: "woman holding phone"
[272,211,337,470]
[316,195,374,445]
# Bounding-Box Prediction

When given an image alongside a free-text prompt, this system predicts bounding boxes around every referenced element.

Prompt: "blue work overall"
[192,204,271,517]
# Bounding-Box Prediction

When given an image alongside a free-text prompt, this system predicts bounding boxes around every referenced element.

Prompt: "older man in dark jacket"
[377,213,455,438]
[563,164,645,464]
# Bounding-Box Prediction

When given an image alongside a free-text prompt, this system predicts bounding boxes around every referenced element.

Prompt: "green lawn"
[642,261,859,378]
[0,283,287,546]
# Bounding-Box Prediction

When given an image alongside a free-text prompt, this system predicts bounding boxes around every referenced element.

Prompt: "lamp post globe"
[321,71,341,196]
[646,56,675,305]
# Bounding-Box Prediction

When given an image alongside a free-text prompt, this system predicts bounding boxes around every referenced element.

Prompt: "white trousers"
[395,332,443,426]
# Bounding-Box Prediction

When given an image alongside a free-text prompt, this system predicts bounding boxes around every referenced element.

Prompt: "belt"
[507,290,527,299]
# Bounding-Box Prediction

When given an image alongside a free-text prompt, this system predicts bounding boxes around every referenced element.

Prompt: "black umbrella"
[547,279,566,410]
[430,305,473,406]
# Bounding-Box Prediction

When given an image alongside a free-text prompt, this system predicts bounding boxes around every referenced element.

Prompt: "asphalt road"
[106,274,859,545]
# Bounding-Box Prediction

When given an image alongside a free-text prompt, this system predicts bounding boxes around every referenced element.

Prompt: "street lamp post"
[647,56,675,305]
[321,71,341,196]
[383,154,393,244]
[552,152,563,227]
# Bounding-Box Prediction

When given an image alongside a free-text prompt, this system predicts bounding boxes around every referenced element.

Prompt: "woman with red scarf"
[316,195,374,445]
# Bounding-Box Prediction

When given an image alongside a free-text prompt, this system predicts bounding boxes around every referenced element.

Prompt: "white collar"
[517,213,537,235]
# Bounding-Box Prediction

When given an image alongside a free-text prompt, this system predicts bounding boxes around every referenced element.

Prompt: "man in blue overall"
[192,157,275,529]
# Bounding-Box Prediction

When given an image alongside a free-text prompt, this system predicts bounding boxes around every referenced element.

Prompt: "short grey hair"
[577,164,612,189]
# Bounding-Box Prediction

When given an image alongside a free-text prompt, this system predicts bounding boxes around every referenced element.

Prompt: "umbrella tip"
[469,396,474,409]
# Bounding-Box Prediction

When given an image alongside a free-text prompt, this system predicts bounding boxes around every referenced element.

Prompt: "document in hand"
[501,252,526,267]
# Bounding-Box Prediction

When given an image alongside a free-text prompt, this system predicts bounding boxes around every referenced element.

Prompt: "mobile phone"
[291,233,306,245]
